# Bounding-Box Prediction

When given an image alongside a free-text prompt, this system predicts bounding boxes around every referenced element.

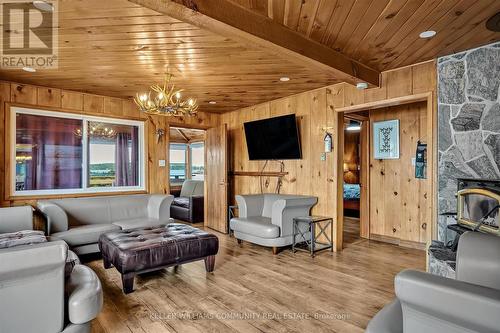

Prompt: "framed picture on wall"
[373,119,399,159]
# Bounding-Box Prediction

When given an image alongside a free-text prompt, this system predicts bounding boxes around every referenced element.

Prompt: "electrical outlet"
[320,153,327,161]
[158,159,166,167]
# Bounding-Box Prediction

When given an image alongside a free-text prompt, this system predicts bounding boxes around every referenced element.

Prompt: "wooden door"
[205,124,228,233]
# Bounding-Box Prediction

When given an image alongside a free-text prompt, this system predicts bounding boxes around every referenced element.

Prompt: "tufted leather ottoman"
[98,223,218,293]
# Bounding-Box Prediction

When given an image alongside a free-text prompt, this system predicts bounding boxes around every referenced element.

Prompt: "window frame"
[10,106,146,196]
[189,141,205,181]
[169,142,188,186]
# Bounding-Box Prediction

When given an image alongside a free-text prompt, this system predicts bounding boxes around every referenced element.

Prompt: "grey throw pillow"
[0,230,47,249]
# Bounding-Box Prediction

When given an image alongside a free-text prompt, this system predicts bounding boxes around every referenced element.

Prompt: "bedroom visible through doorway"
[343,113,369,246]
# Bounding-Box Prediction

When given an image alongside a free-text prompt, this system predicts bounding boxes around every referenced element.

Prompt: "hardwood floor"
[88,227,425,333]
[343,216,362,247]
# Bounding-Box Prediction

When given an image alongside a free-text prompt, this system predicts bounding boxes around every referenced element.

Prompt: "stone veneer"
[438,41,500,240]
[433,41,500,278]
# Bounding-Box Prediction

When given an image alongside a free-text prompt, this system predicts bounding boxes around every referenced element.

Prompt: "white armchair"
[366,231,500,333]
[230,194,317,254]
[0,206,103,333]
[0,206,33,233]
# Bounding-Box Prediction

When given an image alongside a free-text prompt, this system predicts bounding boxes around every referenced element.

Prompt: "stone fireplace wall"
[438,41,500,241]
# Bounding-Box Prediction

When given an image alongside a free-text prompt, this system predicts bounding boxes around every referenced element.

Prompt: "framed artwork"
[373,119,399,159]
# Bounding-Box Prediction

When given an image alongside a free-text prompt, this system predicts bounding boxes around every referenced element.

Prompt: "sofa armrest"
[235,195,264,218]
[36,201,68,235]
[0,206,33,233]
[365,299,402,333]
[147,195,174,223]
[0,240,67,281]
[189,195,204,223]
[395,269,500,333]
[0,241,67,333]
[271,197,317,236]
[66,264,103,325]
[456,231,500,289]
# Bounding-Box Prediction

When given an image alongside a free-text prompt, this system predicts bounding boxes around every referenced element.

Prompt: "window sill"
[7,189,148,201]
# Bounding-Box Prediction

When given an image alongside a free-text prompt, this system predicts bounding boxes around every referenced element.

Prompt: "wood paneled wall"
[344,131,360,184]
[222,88,335,219]
[369,103,430,248]
[0,81,220,207]
[340,60,437,249]
[222,60,436,250]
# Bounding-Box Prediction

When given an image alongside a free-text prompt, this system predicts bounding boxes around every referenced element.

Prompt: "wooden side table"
[292,216,333,257]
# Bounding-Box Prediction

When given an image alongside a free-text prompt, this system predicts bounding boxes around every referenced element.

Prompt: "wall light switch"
[159,159,166,167]
[411,157,416,166]
[320,153,327,161]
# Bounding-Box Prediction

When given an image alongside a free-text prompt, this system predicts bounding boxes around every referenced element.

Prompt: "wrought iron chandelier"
[134,73,198,117]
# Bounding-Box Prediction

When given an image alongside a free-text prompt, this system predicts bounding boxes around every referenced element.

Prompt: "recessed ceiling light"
[419,30,436,39]
[209,101,217,104]
[22,66,36,73]
[33,1,53,12]
[356,82,368,90]
[280,77,290,82]
[346,121,361,132]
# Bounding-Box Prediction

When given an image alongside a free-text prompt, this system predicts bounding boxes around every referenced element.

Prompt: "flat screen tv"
[244,114,301,160]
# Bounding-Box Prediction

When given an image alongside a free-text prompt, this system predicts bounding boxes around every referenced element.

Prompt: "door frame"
[165,123,208,194]
[335,92,436,251]
[343,113,370,239]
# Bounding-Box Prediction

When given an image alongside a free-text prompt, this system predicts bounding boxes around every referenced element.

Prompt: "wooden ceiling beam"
[128,0,381,87]
[177,128,190,142]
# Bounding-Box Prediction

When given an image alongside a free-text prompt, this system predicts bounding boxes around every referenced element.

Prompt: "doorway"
[168,126,206,225]
[342,113,369,247]
[337,97,433,250]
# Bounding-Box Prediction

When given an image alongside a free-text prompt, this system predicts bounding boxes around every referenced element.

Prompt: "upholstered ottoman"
[98,223,219,293]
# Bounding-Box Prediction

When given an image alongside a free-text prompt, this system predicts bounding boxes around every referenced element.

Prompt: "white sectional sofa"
[37,194,174,255]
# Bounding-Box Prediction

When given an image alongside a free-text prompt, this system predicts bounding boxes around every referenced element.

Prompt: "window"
[88,121,139,188]
[190,142,204,180]
[12,107,144,196]
[169,143,187,184]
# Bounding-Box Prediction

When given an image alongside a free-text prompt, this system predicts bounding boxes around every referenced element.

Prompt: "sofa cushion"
[51,224,120,247]
[112,218,163,230]
[172,197,190,209]
[180,180,204,197]
[230,217,280,239]
[108,195,149,222]
[43,195,153,226]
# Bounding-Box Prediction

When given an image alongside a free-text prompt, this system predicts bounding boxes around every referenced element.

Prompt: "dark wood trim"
[336,93,431,113]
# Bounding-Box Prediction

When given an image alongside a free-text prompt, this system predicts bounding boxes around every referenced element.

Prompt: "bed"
[344,183,360,216]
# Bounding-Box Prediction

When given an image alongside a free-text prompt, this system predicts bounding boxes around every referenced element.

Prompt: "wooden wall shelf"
[230,171,288,177]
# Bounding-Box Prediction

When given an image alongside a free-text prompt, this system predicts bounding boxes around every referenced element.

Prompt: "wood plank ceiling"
[0,0,498,114]
[0,0,343,113]
[231,0,500,71]
[170,126,205,143]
